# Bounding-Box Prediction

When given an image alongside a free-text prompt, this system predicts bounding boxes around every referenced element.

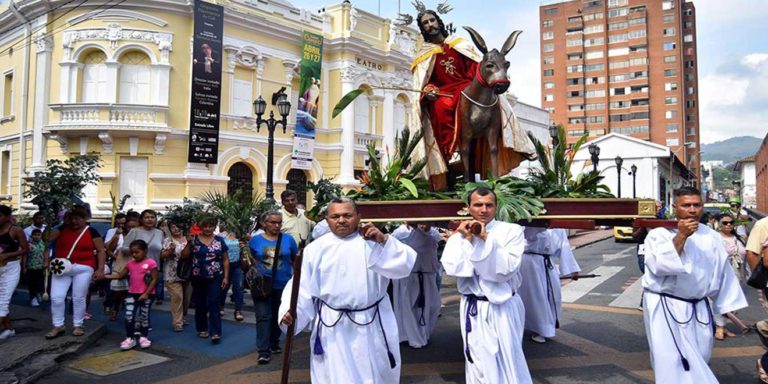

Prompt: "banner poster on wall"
[291,31,323,170]
[188,0,224,164]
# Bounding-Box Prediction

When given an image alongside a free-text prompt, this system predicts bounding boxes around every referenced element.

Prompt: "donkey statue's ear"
[501,30,523,56]
[463,26,487,55]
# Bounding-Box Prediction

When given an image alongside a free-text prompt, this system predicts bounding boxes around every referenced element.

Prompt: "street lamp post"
[588,143,600,173]
[630,164,637,198]
[549,123,559,178]
[253,94,291,203]
[615,156,623,198]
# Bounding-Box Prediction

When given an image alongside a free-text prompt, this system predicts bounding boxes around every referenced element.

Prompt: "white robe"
[441,220,532,384]
[392,225,442,348]
[642,225,748,384]
[278,232,416,384]
[518,228,580,338]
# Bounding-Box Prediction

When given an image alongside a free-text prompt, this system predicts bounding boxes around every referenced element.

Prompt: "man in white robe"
[279,198,416,383]
[643,187,747,384]
[518,227,580,343]
[441,187,532,384]
[392,223,442,348]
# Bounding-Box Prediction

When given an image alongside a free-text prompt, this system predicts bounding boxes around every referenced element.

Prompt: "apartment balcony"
[46,103,170,154]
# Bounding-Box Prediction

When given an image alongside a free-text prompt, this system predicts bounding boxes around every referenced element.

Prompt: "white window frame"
[232,79,253,117]
[82,64,108,103]
[1,69,14,117]
[119,64,151,105]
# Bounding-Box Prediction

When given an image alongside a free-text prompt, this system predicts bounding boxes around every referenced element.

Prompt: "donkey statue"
[457,27,531,182]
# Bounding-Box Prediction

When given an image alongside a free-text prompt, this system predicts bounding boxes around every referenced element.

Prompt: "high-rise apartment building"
[539,0,700,184]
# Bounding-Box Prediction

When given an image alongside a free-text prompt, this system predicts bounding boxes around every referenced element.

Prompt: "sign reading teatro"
[188,0,224,164]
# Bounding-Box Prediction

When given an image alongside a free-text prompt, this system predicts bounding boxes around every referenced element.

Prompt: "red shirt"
[54,226,101,270]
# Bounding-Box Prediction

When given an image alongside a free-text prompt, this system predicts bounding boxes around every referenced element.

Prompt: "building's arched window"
[118,51,151,104]
[286,168,308,206]
[227,162,254,198]
[81,50,108,103]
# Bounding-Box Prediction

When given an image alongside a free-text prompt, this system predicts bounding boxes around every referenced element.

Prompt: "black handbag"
[748,255,768,289]
[248,233,282,301]
[176,255,192,281]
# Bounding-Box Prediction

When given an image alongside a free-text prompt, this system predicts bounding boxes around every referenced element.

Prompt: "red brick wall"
[757,133,768,214]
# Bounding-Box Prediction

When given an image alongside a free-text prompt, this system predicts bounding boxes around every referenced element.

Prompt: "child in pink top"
[106,239,158,350]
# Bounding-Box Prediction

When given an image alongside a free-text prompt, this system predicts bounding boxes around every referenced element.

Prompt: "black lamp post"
[254,94,291,203]
[615,156,623,198]
[548,123,559,177]
[630,164,638,198]
[588,143,600,173]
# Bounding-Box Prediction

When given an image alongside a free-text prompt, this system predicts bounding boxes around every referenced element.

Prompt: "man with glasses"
[642,187,747,383]
[280,189,314,246]
[278,197,415,382]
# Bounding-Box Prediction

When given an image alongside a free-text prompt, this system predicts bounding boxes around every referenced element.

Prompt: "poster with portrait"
[188,0,224,164]
[291,31,323,170]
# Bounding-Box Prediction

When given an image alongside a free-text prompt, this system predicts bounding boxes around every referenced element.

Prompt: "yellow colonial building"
[0,0,423,215]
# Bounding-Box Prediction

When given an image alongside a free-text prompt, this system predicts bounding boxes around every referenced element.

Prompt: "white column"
[368,97,379,135]
[336,77,357,185]
[381,90,394,166]
[59,62,78,103]
[225,48,237,114]
[30,33,52,172]
[104,62,119,104]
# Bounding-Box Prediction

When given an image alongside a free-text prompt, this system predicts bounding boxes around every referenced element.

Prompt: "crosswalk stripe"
[561,266,624,303]
[609,277,644,309]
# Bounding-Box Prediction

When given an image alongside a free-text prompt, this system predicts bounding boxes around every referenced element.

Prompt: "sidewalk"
[0,302,106,384]
[567,229,614,249]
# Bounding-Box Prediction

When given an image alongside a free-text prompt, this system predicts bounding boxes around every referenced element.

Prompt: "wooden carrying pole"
[281,239,305,384]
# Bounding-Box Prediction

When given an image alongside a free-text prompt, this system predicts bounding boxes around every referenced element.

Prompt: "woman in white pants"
[45,206,106,339]
[0,205,29,340]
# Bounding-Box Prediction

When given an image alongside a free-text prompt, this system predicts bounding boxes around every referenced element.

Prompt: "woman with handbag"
[0,205,29,340]
[161,221,191,332]
[45,205,106,339]
[181,215,229,344]
[247,210,297,364]
[122,210,165,304]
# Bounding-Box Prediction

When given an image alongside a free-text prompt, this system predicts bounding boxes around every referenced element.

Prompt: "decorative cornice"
[62,23,174,63]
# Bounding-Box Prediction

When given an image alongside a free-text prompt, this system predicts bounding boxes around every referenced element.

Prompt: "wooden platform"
[356,198,676,229]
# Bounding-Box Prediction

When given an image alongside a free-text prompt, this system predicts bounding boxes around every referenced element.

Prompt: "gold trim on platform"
[638,200,656,216]
[362,216,469,223]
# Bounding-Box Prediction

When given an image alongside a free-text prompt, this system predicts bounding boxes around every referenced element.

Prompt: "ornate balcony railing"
[48,103,169,131]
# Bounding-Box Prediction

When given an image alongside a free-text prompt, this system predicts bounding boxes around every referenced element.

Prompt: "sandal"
[211,334,221,344]
[715,327,725,341]
[234,311,244,322]
[72,327,85,336]
[198,331,209,339]
[110,311,118,322]
[45,327,65,339]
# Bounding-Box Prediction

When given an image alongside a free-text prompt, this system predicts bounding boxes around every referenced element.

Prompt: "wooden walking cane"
[281,237,306,384]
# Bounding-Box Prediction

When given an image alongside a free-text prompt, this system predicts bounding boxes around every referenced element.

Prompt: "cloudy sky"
[289,0,767,144]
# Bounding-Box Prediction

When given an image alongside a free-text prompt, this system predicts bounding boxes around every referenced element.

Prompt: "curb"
[571,235,614,250]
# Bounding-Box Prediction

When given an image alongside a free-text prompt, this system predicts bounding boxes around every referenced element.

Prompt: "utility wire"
[0,0,86,56]
[2,0,129,57]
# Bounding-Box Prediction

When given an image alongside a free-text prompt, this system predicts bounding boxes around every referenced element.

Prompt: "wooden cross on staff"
[281,237,306,384]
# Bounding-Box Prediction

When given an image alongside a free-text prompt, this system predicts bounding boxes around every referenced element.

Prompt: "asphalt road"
[37,238,768,383]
